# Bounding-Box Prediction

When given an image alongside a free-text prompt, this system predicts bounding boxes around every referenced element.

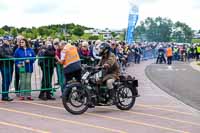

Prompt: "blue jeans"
[0,66,13,99]
[135,54,141,64]
[173,53,179,61]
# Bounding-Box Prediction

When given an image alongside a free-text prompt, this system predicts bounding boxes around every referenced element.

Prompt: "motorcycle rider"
[98,42,120,104]
[156,45,166,64]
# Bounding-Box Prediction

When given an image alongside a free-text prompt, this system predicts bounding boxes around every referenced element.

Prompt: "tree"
[38,27,46,36]
[18,27,27,33]
[32,27,39,39]
[88,36,99,40]
[73,27,84,37]
[111,32,117,38]
[134,17,194,42]
[143,17,173,42]
[0,28,5,36]
[10,28,18,37]
[172,21,193,43]
[192,39,200,43]
[2,25,11,32]
[135,21,146,41]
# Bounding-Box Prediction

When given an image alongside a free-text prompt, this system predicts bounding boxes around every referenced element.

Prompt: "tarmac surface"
[146,61,200,110]
[1,60,200,133]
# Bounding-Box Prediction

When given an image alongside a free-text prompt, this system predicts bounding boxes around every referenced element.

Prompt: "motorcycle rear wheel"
[116,85,136,110]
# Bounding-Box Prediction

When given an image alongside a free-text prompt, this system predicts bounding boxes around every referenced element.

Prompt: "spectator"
[186,46,192,62]
[196,44,200,61]
[92,40,102,61]
[38,41,56,100]
[60,43,82,88]
[55,41,66,94]
[134,44,142,64]
[190,45,195,59]
[166,45,173,65]
[14,35,24,97]
[0,36,14,101]
[53,39,60,86]
[173,46,179,61]
[33,39,40,55]
[117,45,127,74]
[79,41,91,59]
[180,45,187,62]
[110,42,118,56]
[0,38,3,46]
[79,41,92,64]
[14,38,36,100]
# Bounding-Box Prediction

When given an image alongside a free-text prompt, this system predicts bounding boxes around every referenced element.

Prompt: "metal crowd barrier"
[126,48,157,63]
[141,49,157,60]
[0,57,64,96]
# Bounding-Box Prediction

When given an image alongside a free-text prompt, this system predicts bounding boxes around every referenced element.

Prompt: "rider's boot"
[87,97,95,108]
[107,89,115,105]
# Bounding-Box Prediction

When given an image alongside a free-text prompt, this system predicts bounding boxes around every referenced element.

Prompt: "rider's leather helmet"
[99,42,110,56]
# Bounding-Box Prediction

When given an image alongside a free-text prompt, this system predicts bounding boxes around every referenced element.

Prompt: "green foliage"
[0,28,5,36]
[111,32,117,38]
[135,17,173,42]
[119,33,125,41]
[71,35,79,41]
[31,27,39,39]
[98,34,104,40]
[10,28,18,37]
[88,35,99,40]
[192,39,200,43]
[72,27,84,37]
[2,25,12,31]
[172,21,193,43]
[0,23,90,40]
[135,17,194,43]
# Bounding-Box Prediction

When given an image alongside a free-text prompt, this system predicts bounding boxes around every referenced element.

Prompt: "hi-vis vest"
[174,48,178,53]
[166,47,173,57]
[62,45,80,68]
[187,47,191,53]
[197,46,200,53]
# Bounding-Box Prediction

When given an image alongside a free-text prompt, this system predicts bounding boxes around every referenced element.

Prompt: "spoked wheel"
[62,83,89,115]
[116,85,136,110]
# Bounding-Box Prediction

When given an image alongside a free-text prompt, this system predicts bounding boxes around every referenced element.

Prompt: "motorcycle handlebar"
[81,64,103,71]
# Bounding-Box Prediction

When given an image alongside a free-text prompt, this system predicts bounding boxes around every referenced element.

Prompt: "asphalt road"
[1,61,200,133]
[146,61,200,111]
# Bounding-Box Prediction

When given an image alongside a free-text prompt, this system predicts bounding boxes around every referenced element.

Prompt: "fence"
[141,48,157,60]
[127,48,157,63]
[0,57,63,96]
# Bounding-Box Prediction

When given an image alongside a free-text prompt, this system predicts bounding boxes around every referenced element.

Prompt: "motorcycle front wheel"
[62,83,89,115]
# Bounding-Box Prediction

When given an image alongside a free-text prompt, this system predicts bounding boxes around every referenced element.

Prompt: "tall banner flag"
[126,4,139,45]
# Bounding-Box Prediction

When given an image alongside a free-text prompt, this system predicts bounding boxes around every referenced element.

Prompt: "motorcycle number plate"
[82,72,90,80]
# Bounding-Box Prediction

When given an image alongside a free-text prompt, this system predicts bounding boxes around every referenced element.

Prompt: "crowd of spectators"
[0,35,200,101]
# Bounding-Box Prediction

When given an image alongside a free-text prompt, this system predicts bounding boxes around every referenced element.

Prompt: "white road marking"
[156,66,187,72]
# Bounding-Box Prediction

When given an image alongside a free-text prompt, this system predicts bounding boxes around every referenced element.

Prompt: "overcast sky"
[0,0,199,30]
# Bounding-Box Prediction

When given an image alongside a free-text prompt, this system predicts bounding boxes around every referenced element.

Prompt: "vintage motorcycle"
[62,65,139,115]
